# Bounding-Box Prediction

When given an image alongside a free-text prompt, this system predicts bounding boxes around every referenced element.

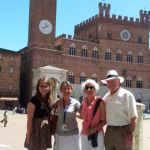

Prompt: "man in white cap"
[101,70,138,150]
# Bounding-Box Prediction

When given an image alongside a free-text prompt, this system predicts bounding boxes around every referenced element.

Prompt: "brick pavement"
[0,111,149,150]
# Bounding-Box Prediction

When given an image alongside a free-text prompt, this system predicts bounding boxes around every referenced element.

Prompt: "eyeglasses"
[85,86,95,90]
[39,85,49,88]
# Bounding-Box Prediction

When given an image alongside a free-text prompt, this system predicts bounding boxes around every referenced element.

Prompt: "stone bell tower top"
[28,0,57,49]
[139,9,150,24]
[99,2,111,17]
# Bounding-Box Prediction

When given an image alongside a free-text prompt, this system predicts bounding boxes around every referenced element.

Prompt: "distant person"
[101,70,138,150]
[53,81,81,150]
[0,110,8,127]
[147,109,150,115]
[25,77,56,150]
[80,79,106,150]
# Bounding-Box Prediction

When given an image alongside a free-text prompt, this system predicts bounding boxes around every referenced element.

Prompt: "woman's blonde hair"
[60,81,73,90]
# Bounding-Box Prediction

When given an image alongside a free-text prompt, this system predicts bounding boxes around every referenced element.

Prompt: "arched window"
[116,50,122,61]
[137,77,143,88]
[69,43,76,56]
[67,71,75,84]
[80,72,86,83]
[105,49,111,60]
[137,52,143,63]
[127,51,133,62]
[126,76,132,87]
[92,73,97,82]
[92,47,98,59]
[81,45,88,57]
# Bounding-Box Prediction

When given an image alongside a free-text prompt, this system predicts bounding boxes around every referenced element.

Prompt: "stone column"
[133,103,145,150]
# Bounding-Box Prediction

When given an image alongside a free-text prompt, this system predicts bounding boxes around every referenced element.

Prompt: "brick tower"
[20,0,57,106]
[28,0,56,48]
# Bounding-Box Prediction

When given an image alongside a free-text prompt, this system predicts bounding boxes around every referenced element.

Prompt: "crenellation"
[83,21,86,25]
[56,34,74,40]
[124,16,128,21]
[140,10,143,14]
[75,2,150,31]
[99,2,111,18]
[130,17,134,22]
[99,2,102,7]
[95,14,98,18]
[80,22,83,26]
[68,35,72,39]
[136,18,140,23]
[75,24,79,28]
[118,15,122,20]
[75,14,99,29]
[140,9,150,23]
[56,34,67,40]
[112,14,116,19]
[144,10,147,14]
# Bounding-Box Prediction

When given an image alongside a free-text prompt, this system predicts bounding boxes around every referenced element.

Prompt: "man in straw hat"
[101,70,138,150]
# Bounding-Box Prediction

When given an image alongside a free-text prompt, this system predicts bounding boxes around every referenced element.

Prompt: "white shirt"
[103,87,138,126]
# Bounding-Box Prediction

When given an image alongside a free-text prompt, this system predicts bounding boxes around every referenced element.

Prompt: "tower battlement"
[140,10,150,23]
[99,2,110,17]
[75,15,98,29]
[56,34,72,40]
[75,3,150,30]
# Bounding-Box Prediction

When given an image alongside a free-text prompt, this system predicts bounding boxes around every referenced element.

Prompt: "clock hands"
[42,23,49,30]
[39,20,52,34]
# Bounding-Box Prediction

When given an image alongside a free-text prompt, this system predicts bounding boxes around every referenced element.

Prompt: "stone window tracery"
[105,49,111,60]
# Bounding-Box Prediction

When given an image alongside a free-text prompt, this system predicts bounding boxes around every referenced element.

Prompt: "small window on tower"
[138,36,143,43]
[107,32,112,39]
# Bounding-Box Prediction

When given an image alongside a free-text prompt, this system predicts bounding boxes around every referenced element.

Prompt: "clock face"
[39,20,52,34]
[120,29,131,41]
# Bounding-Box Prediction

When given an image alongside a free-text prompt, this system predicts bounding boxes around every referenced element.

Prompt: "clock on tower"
[28,0,56,48]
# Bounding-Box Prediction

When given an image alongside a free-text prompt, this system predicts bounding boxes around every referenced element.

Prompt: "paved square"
[0,111,149,150]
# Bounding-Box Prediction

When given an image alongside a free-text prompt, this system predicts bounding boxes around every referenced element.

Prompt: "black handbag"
[88,98,102,147]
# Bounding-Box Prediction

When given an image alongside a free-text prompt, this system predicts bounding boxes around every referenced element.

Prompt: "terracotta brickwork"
[0,49,20,97]
[0,1,150,107]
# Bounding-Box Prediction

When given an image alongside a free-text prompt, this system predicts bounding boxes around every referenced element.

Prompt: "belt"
[108,124,129,129]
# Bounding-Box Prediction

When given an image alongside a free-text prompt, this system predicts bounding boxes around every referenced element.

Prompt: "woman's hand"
[25,134,30,144]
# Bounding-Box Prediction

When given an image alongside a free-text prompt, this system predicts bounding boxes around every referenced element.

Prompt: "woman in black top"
[25,77,56,150]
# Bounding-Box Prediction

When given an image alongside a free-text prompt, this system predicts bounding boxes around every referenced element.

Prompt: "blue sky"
[0,0,150,51]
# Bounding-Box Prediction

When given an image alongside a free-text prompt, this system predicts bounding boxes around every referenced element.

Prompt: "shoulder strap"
[92,98,102,116]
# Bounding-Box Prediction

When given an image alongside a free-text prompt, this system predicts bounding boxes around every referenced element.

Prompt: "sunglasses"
[85,86,95,90]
